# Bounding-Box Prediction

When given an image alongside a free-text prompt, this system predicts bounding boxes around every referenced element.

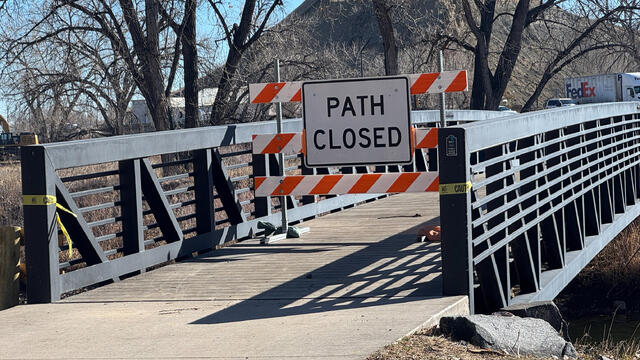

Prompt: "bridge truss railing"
[21,110,506,303]
[439,102,640,313]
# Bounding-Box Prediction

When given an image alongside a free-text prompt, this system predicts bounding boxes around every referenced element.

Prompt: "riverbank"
[556,218,640,318]
[552,217,640,358]
[368,328,638,360]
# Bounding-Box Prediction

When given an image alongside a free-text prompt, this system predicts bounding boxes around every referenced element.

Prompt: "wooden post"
[0,226,21,310]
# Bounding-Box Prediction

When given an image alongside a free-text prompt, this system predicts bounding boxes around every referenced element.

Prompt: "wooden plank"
[63,193,443,303]
[0,226,20,310]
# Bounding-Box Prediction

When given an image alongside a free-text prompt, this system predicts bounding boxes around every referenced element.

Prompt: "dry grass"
[576,334,640,360]
[558,218,640,319]
[578,220,640,298]
[0,161,23,227]
[368,328,640,360]
[368,329,569,360]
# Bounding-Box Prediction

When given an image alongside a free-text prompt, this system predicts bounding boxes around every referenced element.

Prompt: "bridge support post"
[193,149,215,234]
[300,154,316,207]
[21,146,60,303]
[438,127,474,313]
[119,159,145,258]
[252,153,270,218]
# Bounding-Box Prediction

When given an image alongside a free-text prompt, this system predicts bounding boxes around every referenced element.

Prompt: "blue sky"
[212,1,305,21]
[286,0,306,13]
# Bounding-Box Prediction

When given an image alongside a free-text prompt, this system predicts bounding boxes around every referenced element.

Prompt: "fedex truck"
[564,73,640,104]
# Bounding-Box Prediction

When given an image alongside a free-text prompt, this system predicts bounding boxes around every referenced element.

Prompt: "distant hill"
[196,0,636,119]
[280,0,635,110]
[288,0,442,49]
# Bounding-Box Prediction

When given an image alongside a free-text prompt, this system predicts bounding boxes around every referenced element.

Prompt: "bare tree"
[437,0,640,110]
[160,0,199,129]
[117,0,175,130]
[520,1,640,111]
[1,3,136,138]
[7,49,97,141]
[5,0,183,132]
[457,0,563,110]
[207,0,283,125]
[371,0,398,76]
[182,0,198,128]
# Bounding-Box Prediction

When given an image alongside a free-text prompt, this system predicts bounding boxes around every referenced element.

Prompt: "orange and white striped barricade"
[249,71,467,104]
[251,127,440,196]
[249,71,468,197]
[251,128,438,156]
[254,172,439,197]
[251,133,304,156]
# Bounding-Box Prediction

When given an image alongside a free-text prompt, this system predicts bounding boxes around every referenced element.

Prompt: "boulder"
[501,301,570,341]
[440,314,577,358]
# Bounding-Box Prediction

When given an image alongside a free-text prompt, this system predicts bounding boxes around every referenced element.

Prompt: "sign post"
[438,50,446,129]
[274,59,288,234]
[302,77,412,168]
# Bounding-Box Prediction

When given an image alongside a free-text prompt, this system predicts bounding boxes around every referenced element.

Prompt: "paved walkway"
[0,193,467,359]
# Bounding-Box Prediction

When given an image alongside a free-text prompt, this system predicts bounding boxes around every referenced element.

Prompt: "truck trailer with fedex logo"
[564,73,640,104]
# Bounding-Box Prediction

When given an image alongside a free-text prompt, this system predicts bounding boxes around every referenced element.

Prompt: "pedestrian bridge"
[3,191,468,359]
[4,103,640,357]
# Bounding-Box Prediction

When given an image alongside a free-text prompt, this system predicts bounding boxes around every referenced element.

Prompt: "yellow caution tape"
[22,194,56,206]
[56,213,73,257]
[22,195,77,257]
[439,181,472,195]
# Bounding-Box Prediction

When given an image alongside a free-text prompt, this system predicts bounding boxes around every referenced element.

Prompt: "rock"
[440,314,577,358]
[492,310,515,317]
[501,301,570,341]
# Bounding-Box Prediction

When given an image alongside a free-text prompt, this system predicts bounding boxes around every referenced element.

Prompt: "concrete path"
[0,193,468,359]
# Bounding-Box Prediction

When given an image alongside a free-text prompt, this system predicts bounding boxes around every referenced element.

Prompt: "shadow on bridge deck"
[189,226,443,325]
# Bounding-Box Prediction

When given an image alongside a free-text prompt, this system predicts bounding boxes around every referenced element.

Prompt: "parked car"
[545,98,577,109]
[497,105,518,114]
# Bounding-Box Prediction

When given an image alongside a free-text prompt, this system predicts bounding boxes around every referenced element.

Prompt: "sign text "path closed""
[302,77,412,167]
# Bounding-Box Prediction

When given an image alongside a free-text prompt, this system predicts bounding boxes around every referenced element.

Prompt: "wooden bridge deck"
[0,193,468,360]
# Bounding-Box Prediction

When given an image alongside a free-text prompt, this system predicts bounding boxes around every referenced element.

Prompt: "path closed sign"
[302,77,412,167]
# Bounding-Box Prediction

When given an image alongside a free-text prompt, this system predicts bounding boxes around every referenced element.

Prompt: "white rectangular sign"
[302,77,412,168]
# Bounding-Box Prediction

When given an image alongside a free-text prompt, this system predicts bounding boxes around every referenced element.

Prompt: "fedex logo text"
[566,82,596,99]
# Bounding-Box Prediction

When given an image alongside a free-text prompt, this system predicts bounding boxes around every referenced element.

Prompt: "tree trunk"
[485,0,530,110]
[470,51,486,110]
[119,0,171,132]
[464,0,496,110]
[372,0,398,76]
[147,92,171,131]
[210,50,242,125]
[521,74,551,112]
[183,0,198,129]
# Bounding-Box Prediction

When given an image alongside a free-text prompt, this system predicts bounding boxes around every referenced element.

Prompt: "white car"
[545,98,577,109]
[497,106,518,114]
